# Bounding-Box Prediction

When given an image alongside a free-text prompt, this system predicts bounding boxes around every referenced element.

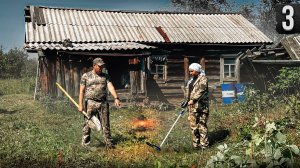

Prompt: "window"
[224,59,235,78]
[149,55,167,81]
[150,64,166,80]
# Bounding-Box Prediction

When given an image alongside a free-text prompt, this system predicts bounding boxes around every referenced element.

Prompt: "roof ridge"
[26,5,240,15]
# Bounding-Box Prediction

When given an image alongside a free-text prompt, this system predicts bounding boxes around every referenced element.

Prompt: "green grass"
[0,78,35,95]
[0,79,299,167]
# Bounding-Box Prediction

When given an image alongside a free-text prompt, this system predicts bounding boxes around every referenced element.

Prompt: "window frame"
[223,59,236,78]
[150,64,167,80]
[220,57,237,83]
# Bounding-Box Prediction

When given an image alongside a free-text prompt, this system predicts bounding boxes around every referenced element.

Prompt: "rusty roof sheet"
[25,6,272,45]
[24,42,156,51]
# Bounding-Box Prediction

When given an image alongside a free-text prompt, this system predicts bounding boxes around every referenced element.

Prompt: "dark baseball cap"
[93,58,105,67]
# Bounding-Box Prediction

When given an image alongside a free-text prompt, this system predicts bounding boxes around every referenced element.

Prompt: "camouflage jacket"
[80,71,110,100]
[184,75,209,113]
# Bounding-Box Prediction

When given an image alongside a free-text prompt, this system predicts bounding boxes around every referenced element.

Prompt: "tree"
[255,0,299,42]
[0,46,5,78]
[171,0,231,13]
[5,48,28,78]
[0,47,35,78]
[22,58,37,78]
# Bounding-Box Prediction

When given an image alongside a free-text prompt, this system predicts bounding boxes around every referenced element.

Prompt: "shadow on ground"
[208,129,230,147]
[0,108,19,115]
[147,77,169,104]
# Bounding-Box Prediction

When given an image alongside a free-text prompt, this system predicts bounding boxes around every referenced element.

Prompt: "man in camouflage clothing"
[185,63,209,149]
[78,58,121,148]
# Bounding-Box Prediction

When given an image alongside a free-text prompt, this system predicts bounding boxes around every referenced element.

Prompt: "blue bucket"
[221,84,236,104]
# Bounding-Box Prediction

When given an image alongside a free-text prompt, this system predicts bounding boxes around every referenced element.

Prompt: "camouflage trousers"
[82,99,113,146]
[188,111,209,148]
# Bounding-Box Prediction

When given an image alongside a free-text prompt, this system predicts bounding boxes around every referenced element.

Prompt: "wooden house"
[238,34,300,91]
[24,6,272,105]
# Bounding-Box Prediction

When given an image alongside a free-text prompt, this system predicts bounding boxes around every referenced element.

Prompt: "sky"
[0,0,256,53]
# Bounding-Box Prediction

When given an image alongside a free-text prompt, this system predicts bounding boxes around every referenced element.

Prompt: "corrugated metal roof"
[279,35,300,60]
[24,42,156,51]
[25,6,272,45]
[294,35,300,47]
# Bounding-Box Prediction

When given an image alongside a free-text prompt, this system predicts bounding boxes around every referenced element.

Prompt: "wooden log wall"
[129,57,142,94]
[205,57,220,86]
[39,54,57,97]
[155,55,222,104]
[39,57,49,94]
[39,52,91,98]
[205,57,222,102]
[39,52,147,99]
[60,55,90,98]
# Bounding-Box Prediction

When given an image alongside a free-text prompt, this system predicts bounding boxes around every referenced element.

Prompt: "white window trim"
[220,57,237,83]
[150,64,167,81]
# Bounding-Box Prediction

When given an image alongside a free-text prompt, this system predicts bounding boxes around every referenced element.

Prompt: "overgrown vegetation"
[0,78,35,96]
[0,67,300,167]
[207,118,300,167]
[237,67,300,118]
[206,66,300,167]
[0,46,37,79]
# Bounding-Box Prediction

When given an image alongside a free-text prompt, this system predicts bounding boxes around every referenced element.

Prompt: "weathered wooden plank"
[184,56,189,81]
[63,59,71,94]
[207,76,221,80]
[40,58,49,94]
[50,56,57,96]
[236,58,241,83]
[56,57,62,97]
[205,60,220,63]
[200,57,205,70]
[220,58,224,84]
[73,61,80,97]
[130,71,138,94]
[69,59,75,97]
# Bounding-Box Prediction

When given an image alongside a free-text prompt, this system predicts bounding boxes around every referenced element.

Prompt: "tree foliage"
[269,67,300,95]
[171,0,300,43]
[171,0,230,13]
[0,47,37,78]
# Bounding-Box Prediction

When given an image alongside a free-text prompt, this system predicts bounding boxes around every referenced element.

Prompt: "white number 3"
[282,5,294,31]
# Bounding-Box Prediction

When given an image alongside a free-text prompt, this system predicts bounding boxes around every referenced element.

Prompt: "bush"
[269,67,300,95]
[237,87,277,113]
[237,67,300,113]
[206,119,300,168]
[285,93,300,119]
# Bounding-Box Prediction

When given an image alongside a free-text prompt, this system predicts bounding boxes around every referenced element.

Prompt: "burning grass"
[131,114,157,131]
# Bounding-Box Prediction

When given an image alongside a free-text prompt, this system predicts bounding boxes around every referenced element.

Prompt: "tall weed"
[206,119,300,167]
[0,77,35,95]
[39,95,76,115]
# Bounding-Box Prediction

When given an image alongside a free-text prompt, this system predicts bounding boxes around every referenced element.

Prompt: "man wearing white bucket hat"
[185,63,209,149]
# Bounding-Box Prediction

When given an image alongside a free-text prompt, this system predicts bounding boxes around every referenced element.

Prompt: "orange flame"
[132,118,156,130]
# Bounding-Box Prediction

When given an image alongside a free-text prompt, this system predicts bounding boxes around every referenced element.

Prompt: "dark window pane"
[157,65,164,74]
[224,59,235,64]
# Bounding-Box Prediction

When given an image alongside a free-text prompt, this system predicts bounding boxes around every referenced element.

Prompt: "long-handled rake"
[146,109,185,151]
